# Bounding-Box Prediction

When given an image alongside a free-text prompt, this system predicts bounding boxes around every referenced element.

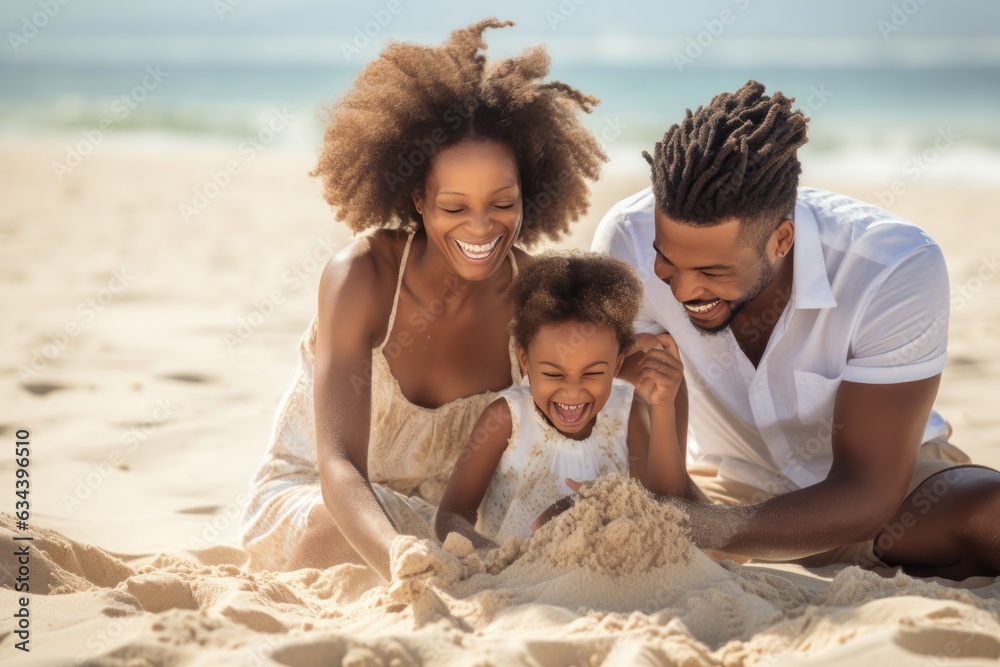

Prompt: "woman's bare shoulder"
[318,229,410,330]
[320,230,409,291]
[328,229,407,277]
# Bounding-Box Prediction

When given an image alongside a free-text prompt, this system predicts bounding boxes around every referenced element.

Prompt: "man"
[591,80,1000,578]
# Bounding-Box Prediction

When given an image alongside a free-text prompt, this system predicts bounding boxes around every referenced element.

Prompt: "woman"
[239,19,606,579]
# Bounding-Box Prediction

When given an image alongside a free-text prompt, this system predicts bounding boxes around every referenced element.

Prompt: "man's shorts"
[688,438,981,569]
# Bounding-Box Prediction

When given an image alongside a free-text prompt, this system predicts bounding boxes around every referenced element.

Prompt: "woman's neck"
[407,230,512,311]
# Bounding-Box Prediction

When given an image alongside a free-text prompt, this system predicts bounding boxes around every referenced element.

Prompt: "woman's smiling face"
[415,139,522,281]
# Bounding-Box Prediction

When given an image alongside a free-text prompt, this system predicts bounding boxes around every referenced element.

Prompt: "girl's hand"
[635,333,684,409]
[531,478,585,531]
[627,332,665,357]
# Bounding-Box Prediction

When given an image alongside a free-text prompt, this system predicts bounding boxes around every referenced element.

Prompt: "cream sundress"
[240,232,520,571]
[477,377,634,542]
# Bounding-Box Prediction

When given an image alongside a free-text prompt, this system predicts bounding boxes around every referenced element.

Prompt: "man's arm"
[676,375,940,558]
[680,244,950,558]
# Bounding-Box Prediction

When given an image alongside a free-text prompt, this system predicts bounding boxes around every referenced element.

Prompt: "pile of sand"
[517,475,693,576]
[7,475,997,665]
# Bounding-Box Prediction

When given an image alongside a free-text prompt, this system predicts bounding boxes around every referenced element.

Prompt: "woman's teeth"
[684,299,722,313]
[455,236,501,259]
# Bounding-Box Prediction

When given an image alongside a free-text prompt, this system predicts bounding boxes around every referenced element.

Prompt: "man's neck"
[731,253,795,367]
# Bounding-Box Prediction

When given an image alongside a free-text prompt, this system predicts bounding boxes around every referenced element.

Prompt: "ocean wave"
[4,95,999,186]
[603,139,1000,187]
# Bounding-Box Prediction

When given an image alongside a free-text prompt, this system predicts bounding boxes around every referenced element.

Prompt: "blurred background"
[2,0,999,186]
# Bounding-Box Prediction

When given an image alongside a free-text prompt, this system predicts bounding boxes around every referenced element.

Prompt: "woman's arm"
[435,398,512,549]
[312,237,400,580]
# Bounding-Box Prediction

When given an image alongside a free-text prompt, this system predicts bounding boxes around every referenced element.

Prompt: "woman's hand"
[635,333,684,409]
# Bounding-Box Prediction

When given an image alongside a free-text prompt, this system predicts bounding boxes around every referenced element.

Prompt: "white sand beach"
[1,136,999,666]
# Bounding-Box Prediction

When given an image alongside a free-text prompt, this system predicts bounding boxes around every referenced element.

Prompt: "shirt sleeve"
[591,209,665,336]
[844,245,949,384]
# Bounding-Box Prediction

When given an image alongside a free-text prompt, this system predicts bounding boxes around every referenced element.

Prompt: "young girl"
[435,251,688,546]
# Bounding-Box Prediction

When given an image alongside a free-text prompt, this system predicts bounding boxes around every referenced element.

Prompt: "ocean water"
[2,61,998,186]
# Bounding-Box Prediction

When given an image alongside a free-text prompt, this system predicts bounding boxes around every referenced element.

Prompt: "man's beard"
[691,256,775,336]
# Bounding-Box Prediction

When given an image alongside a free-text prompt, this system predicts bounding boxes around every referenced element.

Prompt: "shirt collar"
[790,201,838,310]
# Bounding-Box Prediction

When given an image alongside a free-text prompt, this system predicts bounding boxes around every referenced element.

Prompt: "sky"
[2,0,999,67]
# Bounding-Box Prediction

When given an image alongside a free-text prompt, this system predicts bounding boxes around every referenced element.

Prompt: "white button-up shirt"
[592,187,951,492]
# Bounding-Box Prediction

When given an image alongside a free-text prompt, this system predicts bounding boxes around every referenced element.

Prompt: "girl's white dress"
[478,377,634,542]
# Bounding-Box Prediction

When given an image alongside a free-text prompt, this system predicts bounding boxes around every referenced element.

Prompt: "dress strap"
[376,231,415,353]
[507,248,523,384]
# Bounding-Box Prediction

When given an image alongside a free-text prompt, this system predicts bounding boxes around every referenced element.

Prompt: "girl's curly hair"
[510,250,642,353]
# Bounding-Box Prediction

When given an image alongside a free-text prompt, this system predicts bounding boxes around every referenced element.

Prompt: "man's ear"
[772,218,795,259]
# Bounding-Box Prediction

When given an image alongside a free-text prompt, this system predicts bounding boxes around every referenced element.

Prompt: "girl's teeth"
[554,402,587,424]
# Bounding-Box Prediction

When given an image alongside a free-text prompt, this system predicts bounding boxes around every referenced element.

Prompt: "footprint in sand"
[177,505,221,515]
[159,372,213,384]
[893,621,1000,659]
[21,381,67,396]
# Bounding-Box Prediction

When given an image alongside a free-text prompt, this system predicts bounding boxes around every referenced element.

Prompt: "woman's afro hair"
[311,18,607,248]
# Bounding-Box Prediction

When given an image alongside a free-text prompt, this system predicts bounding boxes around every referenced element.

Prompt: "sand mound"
[3,475,999,665]
[517,475,693,575]
[0,514,134,594]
